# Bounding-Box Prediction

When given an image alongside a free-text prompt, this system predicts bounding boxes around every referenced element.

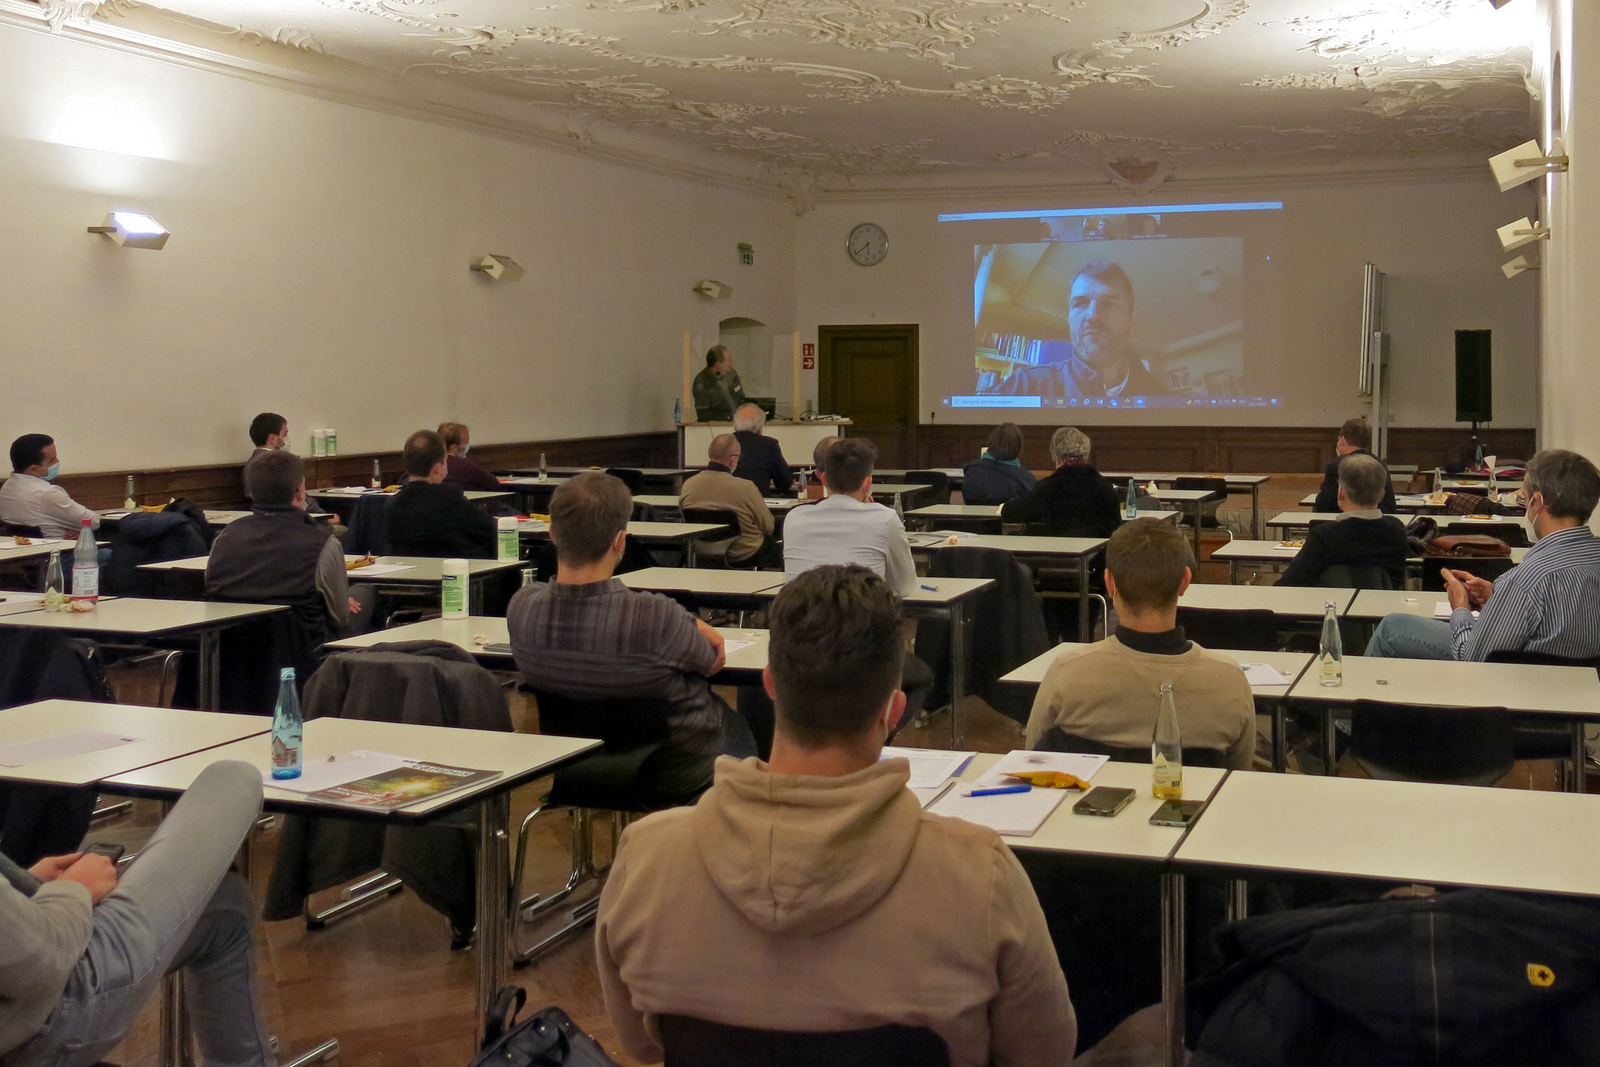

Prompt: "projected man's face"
[1068,273,1134,374]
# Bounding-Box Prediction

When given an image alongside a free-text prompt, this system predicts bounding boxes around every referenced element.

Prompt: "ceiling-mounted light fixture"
[693,279,733,299]
[87,211,170,250]
[1489,139,1569,192]
[469,254,524,282]
[1497,217,1551,252]
[1502,254,1540,279]
[1486,0,1515,8]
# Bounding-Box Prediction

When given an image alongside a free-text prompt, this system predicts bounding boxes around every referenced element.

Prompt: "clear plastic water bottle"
[1319,601,1343,686]
[1152,682,1182,799]
[1125,479,1138,519]
[371,459,382,490]
[797,468,808,498]
[123,475,137,511]
[1474,442,1485,470]
[43,550,66,612]
[71,518,98,605]
[673,398,682,425]
[893,493,905,521]
[539,453,549,482]
[270,667,302,779]
[1432,467,1443,494]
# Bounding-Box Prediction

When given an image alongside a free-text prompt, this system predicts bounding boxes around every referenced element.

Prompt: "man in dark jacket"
[437,422,505,494]
[1314,416,1397,513]
[962,422,1037,506]
[1279,454,1408,589]
[691,346,745,422]
[730,403,793,496]
[1000,426,1121,537]
[385,430,498,558]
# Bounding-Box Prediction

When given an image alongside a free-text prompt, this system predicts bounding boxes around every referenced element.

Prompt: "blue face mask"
[44,463,59,481]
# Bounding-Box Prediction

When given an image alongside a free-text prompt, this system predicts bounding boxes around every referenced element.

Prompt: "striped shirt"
[1450,525,1600,661]
[507,578,726,793]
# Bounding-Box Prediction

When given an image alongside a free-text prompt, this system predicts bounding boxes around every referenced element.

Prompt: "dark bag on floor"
[470,988,620,1067]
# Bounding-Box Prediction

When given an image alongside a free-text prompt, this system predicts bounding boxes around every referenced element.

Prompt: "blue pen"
[963,784,1031,797]
[920,584,938,592]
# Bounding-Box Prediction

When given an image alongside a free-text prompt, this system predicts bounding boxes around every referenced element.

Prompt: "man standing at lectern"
[995,261,1168,401]
[693,346,747,422]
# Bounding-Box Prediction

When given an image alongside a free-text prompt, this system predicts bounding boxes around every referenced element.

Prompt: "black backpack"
[470,988,619,1067]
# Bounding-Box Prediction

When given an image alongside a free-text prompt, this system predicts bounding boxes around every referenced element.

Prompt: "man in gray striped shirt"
[508,472,756,800]
[1366,449,1600,662]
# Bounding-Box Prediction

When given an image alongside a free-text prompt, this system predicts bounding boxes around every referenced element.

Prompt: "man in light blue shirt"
[1366,449,1600,662]
[782,437,916,595]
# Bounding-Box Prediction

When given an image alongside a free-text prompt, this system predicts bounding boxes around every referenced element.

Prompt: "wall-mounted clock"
[847,222,888,266]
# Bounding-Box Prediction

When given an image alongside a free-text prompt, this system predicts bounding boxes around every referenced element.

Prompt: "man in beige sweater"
[596,565,1077,1067]
[679,434,779,567]
[1025,518,1256,767]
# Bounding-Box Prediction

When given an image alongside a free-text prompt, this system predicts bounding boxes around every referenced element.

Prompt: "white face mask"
[459,444,470,457]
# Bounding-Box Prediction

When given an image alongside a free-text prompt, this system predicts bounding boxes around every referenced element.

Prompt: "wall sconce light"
[1497,217,1551,251]
[1489,139,1569,192]
[693,279,733,299]
[469,255,524,282]
[1502,254,1540,279]
[87,211,170,250]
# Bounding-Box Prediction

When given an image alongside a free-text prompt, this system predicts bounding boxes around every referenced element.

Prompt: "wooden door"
[818,324,919,469]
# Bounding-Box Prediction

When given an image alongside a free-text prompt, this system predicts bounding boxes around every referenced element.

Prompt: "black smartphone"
[1149,799,1207,828]
[84,842,125,863]
[1072,786,1136,817]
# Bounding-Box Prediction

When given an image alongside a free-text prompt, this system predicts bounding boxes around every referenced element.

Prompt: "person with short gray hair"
[1278,453,1408,589]
[999,426,1121,539]
[1367,448,1600,661]
[730,402,793,496]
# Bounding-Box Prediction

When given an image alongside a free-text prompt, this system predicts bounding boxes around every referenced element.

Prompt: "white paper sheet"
[880,746,975,789]
[926,750,1108,837]
[264,750,412,792]
[1239,662,1290,687]
[1433,602,1477,619]
[721,640,754,656]
[0,730,143,767]
[344,564,417,578]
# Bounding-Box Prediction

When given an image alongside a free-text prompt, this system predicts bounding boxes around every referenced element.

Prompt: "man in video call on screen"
[992,260,1168,400]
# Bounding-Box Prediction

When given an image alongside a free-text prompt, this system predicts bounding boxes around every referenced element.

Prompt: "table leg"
[1229,559,1239,585]
[198,630,220,711]
[1225,879,1249,923]
[469,575,486,616]
[1078,554,1091,640]
[949,604,968,749]
[1322,709,1338,776]
[1251,485,1261,540]
[685,540,698,568]
[1160,872,1186,1067]
[476,791,512,1048]
[1571,723,1588,794]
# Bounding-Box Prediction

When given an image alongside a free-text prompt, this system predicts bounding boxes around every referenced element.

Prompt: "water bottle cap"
[81,517,91,526]
[279,667,296,681]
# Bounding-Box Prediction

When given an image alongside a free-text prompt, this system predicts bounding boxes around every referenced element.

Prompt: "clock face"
[847,223,889,266]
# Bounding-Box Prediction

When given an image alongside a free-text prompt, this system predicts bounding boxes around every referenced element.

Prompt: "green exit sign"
[738,243,754,265]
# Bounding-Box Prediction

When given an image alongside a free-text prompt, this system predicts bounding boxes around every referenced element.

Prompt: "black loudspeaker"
[1455,330,1493,423]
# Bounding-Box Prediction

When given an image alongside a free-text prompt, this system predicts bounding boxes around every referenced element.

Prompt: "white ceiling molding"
[11,0,1538,206]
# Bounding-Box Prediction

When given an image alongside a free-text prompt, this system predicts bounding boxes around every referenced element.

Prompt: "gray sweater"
[0,874,93,1056]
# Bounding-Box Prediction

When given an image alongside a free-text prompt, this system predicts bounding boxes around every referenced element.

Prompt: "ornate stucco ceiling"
[30,0,1538,198]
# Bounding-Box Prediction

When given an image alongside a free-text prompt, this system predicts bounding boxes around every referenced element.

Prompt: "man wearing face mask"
[437,422,505,494]
[246,412,290,464]
[1366,449,1600,662]
[0,434,100,539]
[994,261,1168,400]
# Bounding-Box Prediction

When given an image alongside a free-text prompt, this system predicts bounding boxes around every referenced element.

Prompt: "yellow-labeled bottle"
[1152,681,1183,800]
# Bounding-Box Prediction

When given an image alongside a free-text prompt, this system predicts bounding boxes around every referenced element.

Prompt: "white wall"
[794,179,1540,430]
[0,20,794,471]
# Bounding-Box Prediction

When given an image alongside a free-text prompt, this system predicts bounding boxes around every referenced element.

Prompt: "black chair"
[1175,606,1279,652]
[1,522,44,538]
[605,468,646,494]
[1318,563,1394,590]
[900,471,952,508]
[1486,649,1600,774]
[1443,521,1530,548]
[678,506,741,569]
[1348,698,1514,786]
[1419,555,1516,590]
[512,689,706,964]
[1038,728,1230,769]
[1175,476,1229,529]
[659,1016,950,1067]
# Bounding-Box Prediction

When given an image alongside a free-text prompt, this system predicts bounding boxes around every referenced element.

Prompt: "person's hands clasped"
[694,617,728,676]
[30,852,119,903]
[348,597,362,616]
[1441,568,1494,612]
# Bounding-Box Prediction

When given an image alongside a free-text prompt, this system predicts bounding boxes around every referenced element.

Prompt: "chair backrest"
[1037,727,1230,769]
[606,468,646,494]
[1443,521,1530,547]
[529,687,674,752]
[1175,606,1280,652]
[1349,699,1514,786]
[1419,555,1516,590]
[1318,563,1394,590]
[659,1015,951,1067]
[900,471,951,507]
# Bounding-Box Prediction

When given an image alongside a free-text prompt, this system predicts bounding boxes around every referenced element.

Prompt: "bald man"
[680,434,779,568]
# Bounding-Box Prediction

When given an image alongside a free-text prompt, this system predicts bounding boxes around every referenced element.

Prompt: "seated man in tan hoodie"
[596,565,1077,1067]
[679,434,779,568]
[1026,517,1256,767]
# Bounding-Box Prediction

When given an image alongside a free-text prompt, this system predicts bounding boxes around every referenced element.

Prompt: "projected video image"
[972,237,1245,408]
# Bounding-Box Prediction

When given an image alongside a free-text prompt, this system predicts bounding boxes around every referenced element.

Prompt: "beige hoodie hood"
[692,754,923,937]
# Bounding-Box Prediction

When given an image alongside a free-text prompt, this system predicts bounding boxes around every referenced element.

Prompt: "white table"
[0,598,286,711]
[678,421,844,468]
[98,510,334,528]
[897,577,995,747]
[1106,473,1272,538]
[1287,654,1600,788]
[102,716,601,1047]
[910,532,1107,639]
[140,555,526,615]
[904,503,1176,531]
[634,494,804,514]
[865,483,925,503]
[0,700,267,785]
[1343,589,1451,620]
[1208,539,1305,583]
[617,566,786,607]
[1178,584,1356,619]
[308,486,512,506]
[876,467,965,487]
[0,538,77,565]
[1299,492,1452,515]
[517,520,728,565]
